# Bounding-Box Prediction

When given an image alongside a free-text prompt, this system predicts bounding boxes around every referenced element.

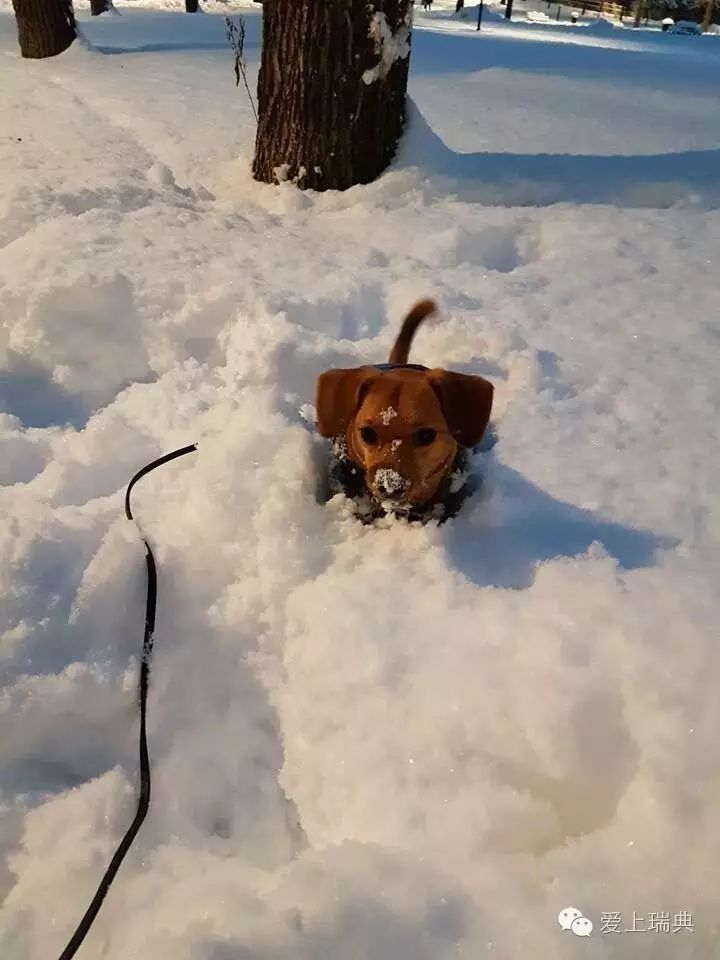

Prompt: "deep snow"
[1,2,720,958]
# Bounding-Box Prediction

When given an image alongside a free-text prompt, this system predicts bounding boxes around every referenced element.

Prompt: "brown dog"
[316,300,493,516]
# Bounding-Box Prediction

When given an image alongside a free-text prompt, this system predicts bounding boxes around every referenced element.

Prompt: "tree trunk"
[633,0,644,25]
[505,0,514,17]
[702,0,715,29]
[455,0,465,10]
[12,0,75,58]
[90,0,110,14]
[186,0,198,11]
[253,0,413,192]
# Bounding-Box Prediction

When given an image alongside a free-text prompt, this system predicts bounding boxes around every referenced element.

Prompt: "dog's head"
[316,366,493,509]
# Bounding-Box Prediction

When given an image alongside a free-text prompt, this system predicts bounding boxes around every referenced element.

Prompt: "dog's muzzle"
[372,468,410,502]
[327,436,476,525]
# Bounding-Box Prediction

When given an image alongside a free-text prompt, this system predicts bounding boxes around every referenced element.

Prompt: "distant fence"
[510,0,634,18]
[563,0,634,18]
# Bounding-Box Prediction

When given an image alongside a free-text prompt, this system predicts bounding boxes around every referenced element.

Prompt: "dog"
[315,299,493,522]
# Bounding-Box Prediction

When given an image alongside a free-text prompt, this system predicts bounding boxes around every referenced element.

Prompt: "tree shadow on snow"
[398,99,720,210]
[444,460,677,589]
[83,8,263,56]
[410,21,715,86]
[94,41,235,55]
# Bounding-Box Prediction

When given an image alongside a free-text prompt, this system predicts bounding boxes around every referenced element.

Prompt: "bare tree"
[633,0,646,25]
[12,0,76,58]
[253,0,414,191]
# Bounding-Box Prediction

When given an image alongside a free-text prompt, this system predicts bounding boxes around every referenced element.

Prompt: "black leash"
[58,442,198,960]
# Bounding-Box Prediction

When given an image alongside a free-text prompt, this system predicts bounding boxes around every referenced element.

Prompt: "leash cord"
[58,442,198,960]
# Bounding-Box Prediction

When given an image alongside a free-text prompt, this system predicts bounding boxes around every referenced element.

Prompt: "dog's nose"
[374,469,408,501]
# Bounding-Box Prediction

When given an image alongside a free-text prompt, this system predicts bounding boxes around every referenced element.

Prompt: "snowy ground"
[1,3,720,958]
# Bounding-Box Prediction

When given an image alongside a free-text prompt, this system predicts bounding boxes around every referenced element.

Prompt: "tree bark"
[455,0,465,11]
[90,0,110,14]
[702,0,715,29]
[12,0,75,58]
[186,0,199,11]
[505,0,514,17]
[253,0,414,192]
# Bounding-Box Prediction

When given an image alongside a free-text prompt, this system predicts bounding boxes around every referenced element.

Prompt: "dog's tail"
[388,299,437,366]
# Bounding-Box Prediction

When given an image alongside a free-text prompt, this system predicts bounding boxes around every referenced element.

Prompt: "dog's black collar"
[327,436,475,525]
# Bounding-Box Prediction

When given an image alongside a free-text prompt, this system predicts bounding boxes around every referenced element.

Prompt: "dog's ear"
[315,367,378,438]
[427,369,494,448]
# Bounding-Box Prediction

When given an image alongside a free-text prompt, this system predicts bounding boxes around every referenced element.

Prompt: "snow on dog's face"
[316,366,493,508]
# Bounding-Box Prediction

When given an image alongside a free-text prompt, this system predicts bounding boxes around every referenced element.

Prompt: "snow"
[362,10,413,86]
[379,405,398,425]
[374,466,408,494]
[1,1,720,958]
[449,463,469,493]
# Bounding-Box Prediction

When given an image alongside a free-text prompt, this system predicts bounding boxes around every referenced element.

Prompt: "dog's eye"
[413,428,437,447]
[360,427,379,445]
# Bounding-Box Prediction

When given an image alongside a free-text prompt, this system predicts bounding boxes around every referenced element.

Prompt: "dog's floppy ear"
[315,367,377,438]
[427,369,494,448]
